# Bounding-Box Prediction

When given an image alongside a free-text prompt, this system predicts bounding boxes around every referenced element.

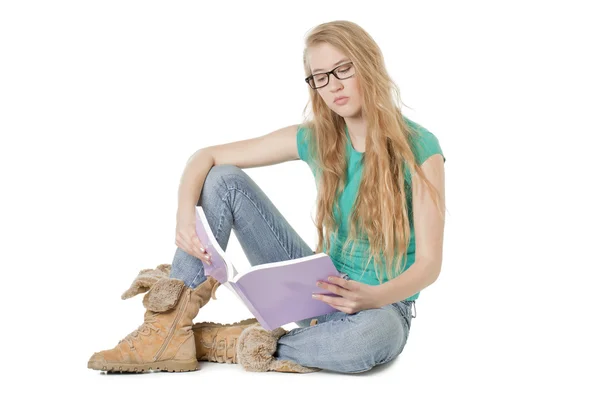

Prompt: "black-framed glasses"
[305,62,355,89]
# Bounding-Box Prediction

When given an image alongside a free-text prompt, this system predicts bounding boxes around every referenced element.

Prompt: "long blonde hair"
[301,20,444,283]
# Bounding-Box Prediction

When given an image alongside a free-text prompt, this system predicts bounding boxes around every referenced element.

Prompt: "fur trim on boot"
[121,263,172,299]
[236,324,320,373]
[142,278,185,312]
[121,263,219,302]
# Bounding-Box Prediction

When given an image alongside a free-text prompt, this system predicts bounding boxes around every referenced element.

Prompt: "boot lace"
[119,312,159,348]
[210,336,238,363]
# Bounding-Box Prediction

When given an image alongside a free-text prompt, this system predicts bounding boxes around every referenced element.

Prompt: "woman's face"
[307,42,362,118]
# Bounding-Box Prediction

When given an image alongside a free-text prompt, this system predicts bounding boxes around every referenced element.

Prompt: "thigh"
[201,164,315,266]
[295,305,352,328]
[297,299,413,328]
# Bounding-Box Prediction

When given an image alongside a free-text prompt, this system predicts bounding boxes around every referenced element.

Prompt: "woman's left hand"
[313,276,382,314]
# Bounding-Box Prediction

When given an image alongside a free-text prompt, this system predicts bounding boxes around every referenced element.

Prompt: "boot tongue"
[142,278,186,312]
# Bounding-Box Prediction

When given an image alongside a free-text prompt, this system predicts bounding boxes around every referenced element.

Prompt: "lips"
[334,96,349,104]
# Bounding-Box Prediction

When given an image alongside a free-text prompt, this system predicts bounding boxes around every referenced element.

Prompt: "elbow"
[190,147,207,158]
[188,147,213,163]
[430,260,443,284]
[430,265,441,284]
[417,256,442,284]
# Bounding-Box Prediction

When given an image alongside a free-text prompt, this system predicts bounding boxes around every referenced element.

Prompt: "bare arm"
[376,153,446,304]
[177,124,301,212]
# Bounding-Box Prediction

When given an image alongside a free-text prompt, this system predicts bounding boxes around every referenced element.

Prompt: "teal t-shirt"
[296,117,445,301]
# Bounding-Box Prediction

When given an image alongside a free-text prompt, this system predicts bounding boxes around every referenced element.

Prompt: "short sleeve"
[405,118,446,165]
[296,125,310,163]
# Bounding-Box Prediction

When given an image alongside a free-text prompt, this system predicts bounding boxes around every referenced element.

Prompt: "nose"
[328,74,344,91]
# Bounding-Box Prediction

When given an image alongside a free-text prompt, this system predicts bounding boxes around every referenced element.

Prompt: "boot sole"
[87,358,198,373]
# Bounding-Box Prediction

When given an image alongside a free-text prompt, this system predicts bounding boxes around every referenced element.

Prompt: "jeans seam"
[190,266,206,287]
[222,183,293,260]
[283,324,317,338]
[345,366,374,374]
[214,191,227,247]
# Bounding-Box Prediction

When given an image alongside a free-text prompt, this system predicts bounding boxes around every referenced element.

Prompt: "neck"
[344,115,367,138]
[344,115,367,151]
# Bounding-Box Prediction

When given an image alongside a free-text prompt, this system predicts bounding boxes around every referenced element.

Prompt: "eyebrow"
[312,59,350,73]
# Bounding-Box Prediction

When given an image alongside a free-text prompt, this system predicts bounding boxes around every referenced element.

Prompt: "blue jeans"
[169,164,415,373]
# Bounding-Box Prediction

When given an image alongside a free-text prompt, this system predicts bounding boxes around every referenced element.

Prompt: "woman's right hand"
[175,208,212,265]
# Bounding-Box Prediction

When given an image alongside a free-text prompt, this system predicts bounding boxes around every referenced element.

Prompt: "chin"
[330,104,358,117]
[339,108,361,118]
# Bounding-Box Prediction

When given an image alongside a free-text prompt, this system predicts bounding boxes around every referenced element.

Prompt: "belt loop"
[411,301,417,318]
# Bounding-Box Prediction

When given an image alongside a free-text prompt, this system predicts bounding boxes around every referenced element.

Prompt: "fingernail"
[312,294,318,298]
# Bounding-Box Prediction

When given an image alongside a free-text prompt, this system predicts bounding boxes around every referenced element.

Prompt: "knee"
[204,164,244,189]
[340,309,405,373]
[201,164,246,204]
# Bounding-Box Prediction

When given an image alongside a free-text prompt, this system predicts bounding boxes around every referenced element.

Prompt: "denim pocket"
[393,301,413,327]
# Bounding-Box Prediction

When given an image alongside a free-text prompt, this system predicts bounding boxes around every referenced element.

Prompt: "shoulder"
[296,123,316,162]
[297,123,314,141]
[403,117,446,166]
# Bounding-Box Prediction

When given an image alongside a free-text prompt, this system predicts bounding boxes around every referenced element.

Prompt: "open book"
[195,206,344,330]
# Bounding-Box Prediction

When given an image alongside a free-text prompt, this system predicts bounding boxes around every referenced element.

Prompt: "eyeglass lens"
[309,63,355,89]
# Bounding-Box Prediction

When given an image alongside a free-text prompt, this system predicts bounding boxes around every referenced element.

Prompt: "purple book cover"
[195,206,343,330]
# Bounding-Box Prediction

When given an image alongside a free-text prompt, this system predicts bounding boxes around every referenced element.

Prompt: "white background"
[1,0,598,399]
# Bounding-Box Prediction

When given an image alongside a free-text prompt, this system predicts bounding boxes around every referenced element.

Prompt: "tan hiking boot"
[192,319,320,373]
[88,264,219,373]
[192,318,258,363]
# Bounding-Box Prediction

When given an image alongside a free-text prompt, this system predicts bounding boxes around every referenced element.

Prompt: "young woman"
[88,20,446,374]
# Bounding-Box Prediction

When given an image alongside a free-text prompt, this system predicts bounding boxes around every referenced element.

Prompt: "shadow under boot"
[88,264,220,372]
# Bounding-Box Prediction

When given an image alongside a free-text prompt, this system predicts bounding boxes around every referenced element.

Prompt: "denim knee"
[199,164,247,205]
[340,308,406,373]
[203,164,244,189]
